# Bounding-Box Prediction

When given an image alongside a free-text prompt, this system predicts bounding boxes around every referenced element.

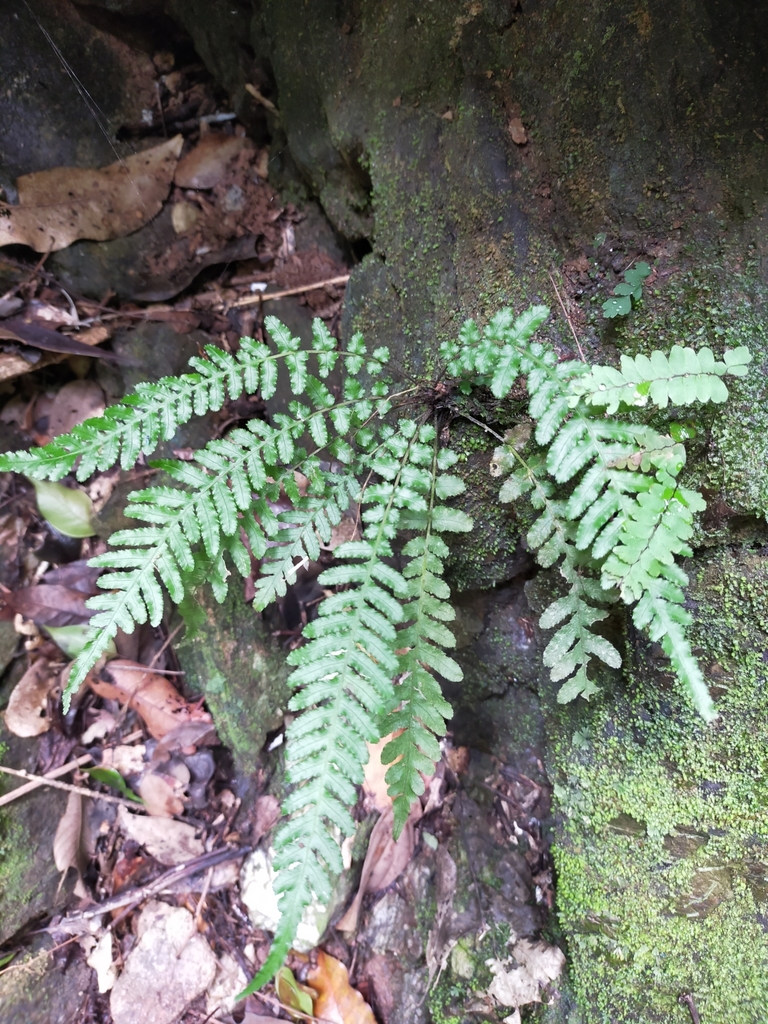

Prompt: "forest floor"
[0,52,562,1024]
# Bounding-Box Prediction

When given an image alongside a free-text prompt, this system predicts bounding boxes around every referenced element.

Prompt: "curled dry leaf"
[0,136,184,253]
[307,951,377,1024]
[90,659,213,740]
[116,805,203,864]
[337,802,421,934]
[4,657,57,737]
[486,939,565,1015]
[53,790,87,898]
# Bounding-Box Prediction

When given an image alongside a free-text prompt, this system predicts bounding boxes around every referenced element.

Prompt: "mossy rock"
[545,546,768,1022]
[174,584,289,773]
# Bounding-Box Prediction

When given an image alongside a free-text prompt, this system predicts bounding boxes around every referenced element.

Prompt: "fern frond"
[0,316,343,482]
[498,447,621,701]
[241,421,444,995]
[381,443,472,835]
[569,344,752,413]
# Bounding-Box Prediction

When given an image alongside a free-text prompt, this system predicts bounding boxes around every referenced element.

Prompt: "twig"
[228,274,350,310]
[0,765,146,811]
[679,993,701,1024]
[56,845,251,928]
[194,865,214,931]
[0,753,93,807]
[547,269,586,362]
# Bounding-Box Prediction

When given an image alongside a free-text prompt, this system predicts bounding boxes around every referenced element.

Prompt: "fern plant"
[0,314,470,993]
[0,300,750,990]
[441,307,750,720]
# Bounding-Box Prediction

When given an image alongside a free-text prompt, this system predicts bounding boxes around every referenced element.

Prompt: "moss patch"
[546,545,768,1022]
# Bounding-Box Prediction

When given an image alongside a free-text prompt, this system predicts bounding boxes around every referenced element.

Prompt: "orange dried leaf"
[307,951,376,1024]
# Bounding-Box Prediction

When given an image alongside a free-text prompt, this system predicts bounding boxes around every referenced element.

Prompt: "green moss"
[174,585,289,772]
[546,546,768,1022]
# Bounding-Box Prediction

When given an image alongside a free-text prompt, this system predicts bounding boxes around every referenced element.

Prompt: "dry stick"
[0,765,146,811]
[547,269,586,362]
[0,728,144,807]
[679,993,701,1024]
[227,274,350,310]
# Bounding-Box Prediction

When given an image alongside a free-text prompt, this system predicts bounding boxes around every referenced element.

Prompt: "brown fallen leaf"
[2,584,93,628]
[138,770,185,818]
[174,133,256,189]
[0,135,183,253]
[90,659,213,740]
[363,732,403,813]
[337,802,420,934]
[116,805,203,863]
[307,951,377,1024]
[53,790,87,897]
[4,657,57,737]
[46,379,106,439]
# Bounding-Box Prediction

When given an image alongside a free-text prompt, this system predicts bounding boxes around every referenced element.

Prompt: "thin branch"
[0,765,146,811]
[548,269,586,362]
[228,274,350,310]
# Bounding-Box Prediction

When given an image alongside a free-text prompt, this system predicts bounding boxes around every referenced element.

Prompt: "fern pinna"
[0,314,470,992]
[442,307,750,720]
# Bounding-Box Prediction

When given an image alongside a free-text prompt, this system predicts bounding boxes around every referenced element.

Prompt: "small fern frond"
[498,445,621,702]
[381,441,472,836]
[0,316,343,482]
[569,344,752,413]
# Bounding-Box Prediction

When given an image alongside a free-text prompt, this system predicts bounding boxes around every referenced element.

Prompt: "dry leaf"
[101,743,146,776]
[138,771,185,818]
[90,659,213,740]
[486,939,565,1013]
[174,134,255,189]
[337,803,420,934]
[4,657,57,736]
[363,732,402,812]
[307,951,377,1024]
[4,583,93,627]
[46,380,106,439]
[0,136,183,253]
[116,805,203,864]
[53,790,87,897]
[87,930,118,993]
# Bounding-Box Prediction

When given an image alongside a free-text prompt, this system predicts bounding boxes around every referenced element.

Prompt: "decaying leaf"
[31,479,96,538]
[337,803,420,934]
[363,732,401,812]
[116,805,203,864]
[4,657,57,737]
[46,380,106,439]
[53,790,87,897]
[87,930,118,993]
[137,770,185,818]
[486,938,565,1015]
[101,743,146,776]
[0,136,183,253]
[90,659,213,740]
[307,950,377,1024]
[174,133,255,189]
